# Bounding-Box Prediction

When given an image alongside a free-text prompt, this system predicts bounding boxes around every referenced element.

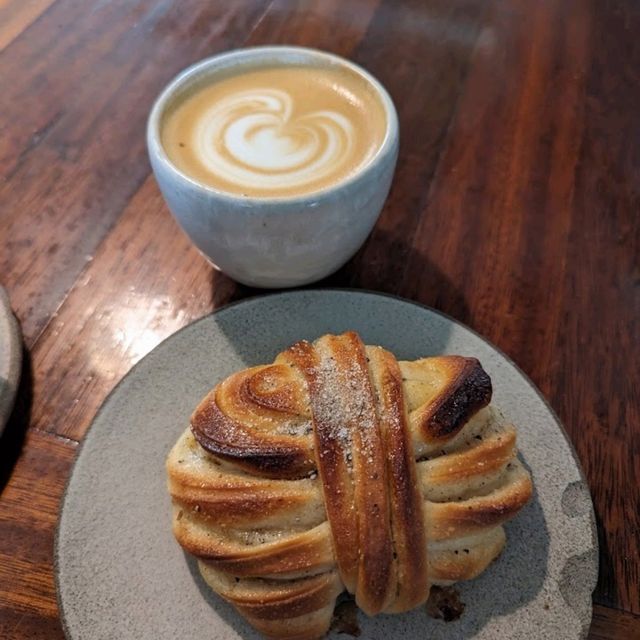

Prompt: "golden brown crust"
[367,345,429,613]
[167,332,533,639]
[280,333,402,613]
[283,337,362,595]
[200,565,343,639]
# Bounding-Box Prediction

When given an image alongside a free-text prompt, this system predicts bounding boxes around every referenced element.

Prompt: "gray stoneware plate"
[56,290,598,640]
[0,285,22,437]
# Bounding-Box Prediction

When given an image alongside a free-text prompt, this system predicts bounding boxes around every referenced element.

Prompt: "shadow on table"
[0,346,33,492]
[208,228,473,334]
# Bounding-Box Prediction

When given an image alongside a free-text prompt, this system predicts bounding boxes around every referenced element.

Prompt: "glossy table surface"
[0,1,638,638]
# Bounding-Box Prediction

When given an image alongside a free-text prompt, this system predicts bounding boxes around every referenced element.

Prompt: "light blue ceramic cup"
[147,46,399,288]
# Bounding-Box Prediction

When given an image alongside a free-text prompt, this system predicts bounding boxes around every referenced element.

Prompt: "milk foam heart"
[161,65,387,198]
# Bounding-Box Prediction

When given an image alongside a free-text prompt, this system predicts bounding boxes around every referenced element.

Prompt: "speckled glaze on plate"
[0,285,22,437]
[55,290,597,640]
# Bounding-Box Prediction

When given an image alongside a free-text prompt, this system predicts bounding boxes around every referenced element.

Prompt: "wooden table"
[1,1,638,638]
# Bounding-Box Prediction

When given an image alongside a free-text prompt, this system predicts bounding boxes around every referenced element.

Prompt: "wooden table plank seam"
[29,427,79,446]
[394,3,492,295]
[4,110,65,184]
[0,0,60,54]
[11,169,152,354]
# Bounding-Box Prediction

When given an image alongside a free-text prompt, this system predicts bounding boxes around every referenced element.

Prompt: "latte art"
[196,88,355,191]
[162,65,387,197]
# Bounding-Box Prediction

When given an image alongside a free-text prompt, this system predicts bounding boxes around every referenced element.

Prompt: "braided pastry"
[167,331,532,639]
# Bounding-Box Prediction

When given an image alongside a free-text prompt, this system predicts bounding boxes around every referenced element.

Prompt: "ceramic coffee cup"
[147,46,399,288]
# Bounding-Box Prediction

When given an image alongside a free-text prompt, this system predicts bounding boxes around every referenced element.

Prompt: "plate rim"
[0,285,22,437]
[54,287,598,639]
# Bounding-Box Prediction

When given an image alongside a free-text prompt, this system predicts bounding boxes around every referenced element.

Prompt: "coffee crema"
[161,64,387,197]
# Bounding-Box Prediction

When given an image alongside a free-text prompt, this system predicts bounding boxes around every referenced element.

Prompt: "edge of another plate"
[0,285,22,437]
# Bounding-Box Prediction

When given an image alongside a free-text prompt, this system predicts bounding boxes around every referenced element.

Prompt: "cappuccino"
[161,64,387,198]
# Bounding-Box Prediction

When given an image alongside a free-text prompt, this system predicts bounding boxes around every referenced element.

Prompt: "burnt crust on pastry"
[416,356,492,441]
[191,367,315,478]
[191,398,314,477]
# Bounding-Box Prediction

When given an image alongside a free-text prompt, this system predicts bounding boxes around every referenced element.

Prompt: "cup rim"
[146,45,399,205]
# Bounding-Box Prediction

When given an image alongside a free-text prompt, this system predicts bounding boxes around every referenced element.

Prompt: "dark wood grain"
[559,0,640,610]
[590,606,640,640]
[395,0,640,612]
[0,0,638,637]
[0,430,76,639]
[0,610,65,640]
[343,0,489,292]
